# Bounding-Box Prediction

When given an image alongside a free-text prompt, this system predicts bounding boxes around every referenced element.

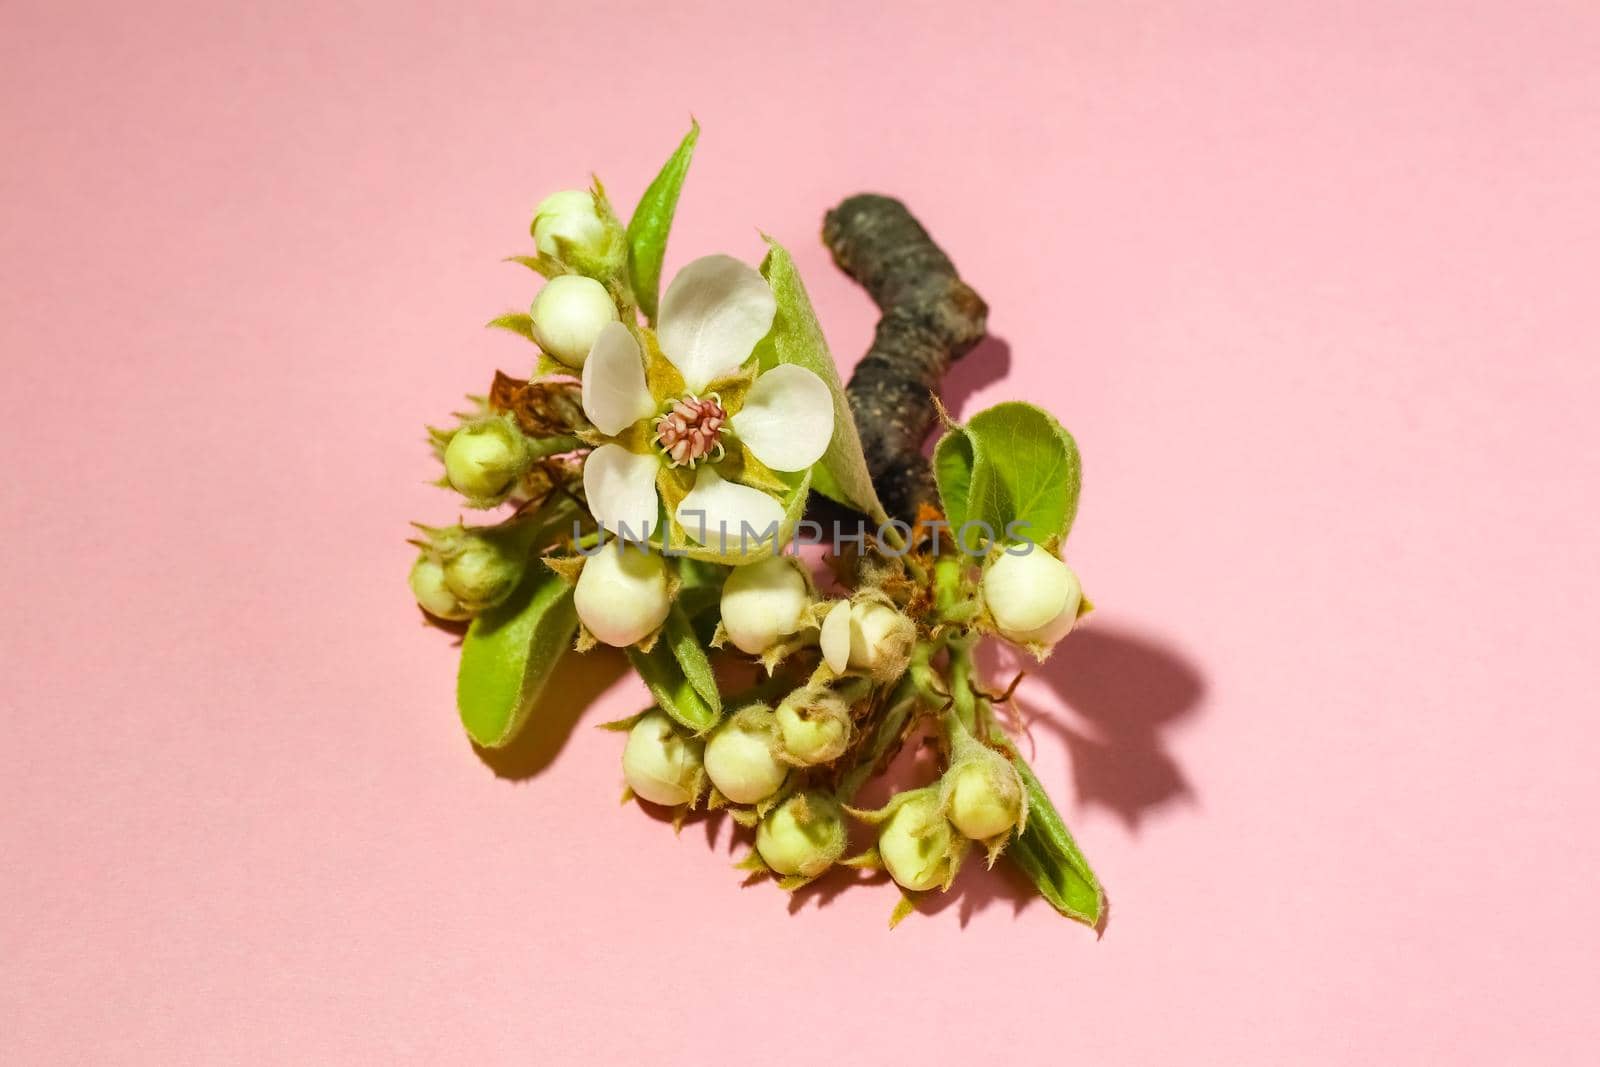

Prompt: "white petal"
[583,443,660,540]
[730,364,834,472]
[657,255,776,392]
[581,322,655,435]
[820,600,852,674]
[675,467,785,555]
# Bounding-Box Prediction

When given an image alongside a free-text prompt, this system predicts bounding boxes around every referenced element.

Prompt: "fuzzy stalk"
[822,195,989,522]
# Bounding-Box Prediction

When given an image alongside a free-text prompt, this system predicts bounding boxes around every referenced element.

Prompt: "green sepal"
[626,120,699,325]
[595,712,644,732]
[487,313,538,343]
[888,894,917,929]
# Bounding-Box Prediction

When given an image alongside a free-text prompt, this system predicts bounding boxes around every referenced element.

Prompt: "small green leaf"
[663,603,721,717]
[625,627,720,734]
[932,430,975,531]
[947,401,1080,547]
[457,566,578,748]
[487,313,537,343]
[995,738,1104,925]
[758,239,888,523]
[627,120,699,325]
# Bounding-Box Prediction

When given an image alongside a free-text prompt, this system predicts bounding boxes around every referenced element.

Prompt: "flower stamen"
[655,394,728,467]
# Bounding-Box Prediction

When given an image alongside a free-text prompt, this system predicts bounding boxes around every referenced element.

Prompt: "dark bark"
[822,195,988,523]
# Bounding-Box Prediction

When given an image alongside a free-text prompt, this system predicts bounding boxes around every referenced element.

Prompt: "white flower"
[578,254,835,554]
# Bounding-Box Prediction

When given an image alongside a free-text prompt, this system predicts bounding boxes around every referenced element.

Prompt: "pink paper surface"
[4,1,1598,1062]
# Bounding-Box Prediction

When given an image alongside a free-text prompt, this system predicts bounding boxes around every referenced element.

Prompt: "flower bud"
[532,189,609,262]
[756,791,848,878]
[443,415,530,504]
[946,758,1025,841]
[774,686,852,766]
[409,553,471,621]
[878,790,961,892]
[574,539,672,647]
[529,274,619,369]
[622,711,703,807]
[981,548,1082,646]
[704,704,787,804]
[719,556,809,656]
[438,531,532,615]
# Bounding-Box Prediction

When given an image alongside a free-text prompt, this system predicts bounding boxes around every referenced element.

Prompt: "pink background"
[4,1,1598,1062]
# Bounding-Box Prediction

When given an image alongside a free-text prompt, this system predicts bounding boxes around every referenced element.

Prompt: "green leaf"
[626,120,699,325]
[945,402,1080,548]
[932,430,975,531]
[758,238,888,523]
[487,313,537,343]
[457,566,578,748]
[663,603,721,716]
[625,615,721,734]
[996,738,1104,925]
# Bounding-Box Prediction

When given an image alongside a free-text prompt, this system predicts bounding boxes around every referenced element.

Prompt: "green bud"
[878,789,962,893]
[947,759,1024,841]
[408,553,470,621]
[775,686,852,766]
[442,414,531,505]
[756,791,847,878]
[532,189,611,262]
[704,704,787,805]
[622,711,704,807]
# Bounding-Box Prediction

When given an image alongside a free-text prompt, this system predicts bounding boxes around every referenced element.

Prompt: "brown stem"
[822,195,989,523]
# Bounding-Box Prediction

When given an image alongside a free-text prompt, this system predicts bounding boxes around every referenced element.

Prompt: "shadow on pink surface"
[472,648,631,779]
[986,624,1205,834]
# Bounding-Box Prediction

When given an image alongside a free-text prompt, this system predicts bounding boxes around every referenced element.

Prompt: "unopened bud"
[574,539,672,647]
[981,548,1082,647]
[756,791,847,878]
[442,415,530,505]
[529,274,618,368]
[622,711,703,807]
[719,556,809,656]
[704,704,787,804]
[532,189,609,262]
[775,686,852,766]
[409,553,471,621]
[878,790,962,892]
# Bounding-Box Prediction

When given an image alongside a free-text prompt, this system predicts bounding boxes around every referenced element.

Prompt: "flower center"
[655,394,727,467]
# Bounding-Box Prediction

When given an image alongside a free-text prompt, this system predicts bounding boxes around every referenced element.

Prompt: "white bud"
[719,556,809,655]
[981,548,1082,646]
[529,274,618,368]
[443,418,527,502]
[574,540,672,647]
[947,760,1024,841]
[847,601,915,678]
[409,554,470,621]
[532,189,608,261]
[704,705,787,804]
[879,791,959,892]
[775,687,852,766]
[756,791,847,878]
[622,711,703,807]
